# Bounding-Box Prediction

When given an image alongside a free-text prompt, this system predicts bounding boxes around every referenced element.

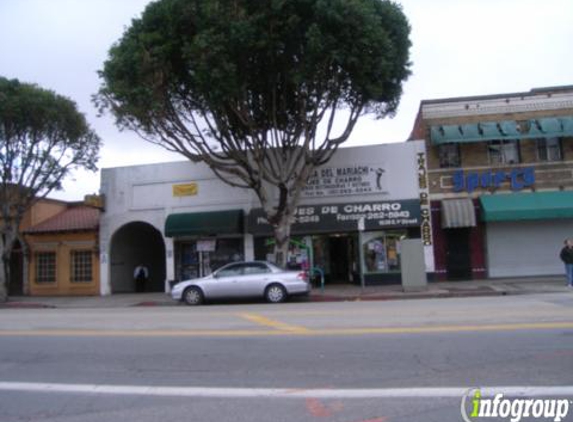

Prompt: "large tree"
[0,77,101,301]
[96,0,411,264]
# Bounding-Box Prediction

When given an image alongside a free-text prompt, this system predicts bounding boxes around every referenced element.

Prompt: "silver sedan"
[171,261,311,305]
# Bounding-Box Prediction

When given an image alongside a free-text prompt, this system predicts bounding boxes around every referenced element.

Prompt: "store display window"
[361,231,406,274]
[254,237,310,271]
[175,238,243,280]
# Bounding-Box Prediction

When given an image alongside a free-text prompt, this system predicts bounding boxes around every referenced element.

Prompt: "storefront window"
[362,231,405,274]
[205,238,244,274]
[175,238,243,280]
[254,237,310,270]
[177,242,199,280]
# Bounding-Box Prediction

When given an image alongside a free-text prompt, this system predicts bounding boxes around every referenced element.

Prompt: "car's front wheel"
[265,283,287,303]
[183,286,204,306]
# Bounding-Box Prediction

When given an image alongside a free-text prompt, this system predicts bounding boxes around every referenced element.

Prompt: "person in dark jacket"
[133,264,149,293]
[559,239,573,288]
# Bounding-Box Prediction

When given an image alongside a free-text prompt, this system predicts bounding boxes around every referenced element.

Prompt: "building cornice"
[422,91,573,120]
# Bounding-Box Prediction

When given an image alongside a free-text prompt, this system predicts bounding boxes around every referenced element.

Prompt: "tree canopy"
[96,0,411,263]
[0,76,101,300]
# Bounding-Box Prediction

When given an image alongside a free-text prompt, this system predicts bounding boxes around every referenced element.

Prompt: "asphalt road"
[1,293,572,422]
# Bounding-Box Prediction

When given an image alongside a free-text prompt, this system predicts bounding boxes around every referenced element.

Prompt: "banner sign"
[248,199,421,235]
[302,164,389,198]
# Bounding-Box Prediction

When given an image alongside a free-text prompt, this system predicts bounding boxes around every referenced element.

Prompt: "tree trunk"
[0,255,7,302]
[273,214,292,268]
[21,239,30,296]
[0,224,18,302]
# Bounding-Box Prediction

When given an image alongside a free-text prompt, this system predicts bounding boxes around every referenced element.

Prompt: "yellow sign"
[173,183,198,197]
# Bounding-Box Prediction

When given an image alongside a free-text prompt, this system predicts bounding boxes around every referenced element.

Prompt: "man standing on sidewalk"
[559,239,573,288]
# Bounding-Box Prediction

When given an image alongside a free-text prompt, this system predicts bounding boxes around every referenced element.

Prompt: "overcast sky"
[1,0,572,201]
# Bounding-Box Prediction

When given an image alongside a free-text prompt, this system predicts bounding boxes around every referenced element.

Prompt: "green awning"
[431,116,573,145]
[164,210,244,237]
[480,191,573,222]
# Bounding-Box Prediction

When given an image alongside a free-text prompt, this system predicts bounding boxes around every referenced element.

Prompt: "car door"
[236,262,272,297]
[206,263,244,298]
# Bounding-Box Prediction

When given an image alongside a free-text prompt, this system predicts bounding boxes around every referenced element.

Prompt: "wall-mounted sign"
[196,239,216,252]
[302,165,388,198]
[453,167,535,193]
[173,182,198,197]
[84,194,105,209]
[248,199,421,235]
[417,152,433,246]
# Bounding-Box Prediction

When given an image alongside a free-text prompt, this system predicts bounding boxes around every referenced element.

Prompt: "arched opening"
[109,222,166,293]
[8,239,24,296]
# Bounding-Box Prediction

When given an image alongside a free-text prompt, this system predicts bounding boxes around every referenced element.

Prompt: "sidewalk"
[1,276,570,309]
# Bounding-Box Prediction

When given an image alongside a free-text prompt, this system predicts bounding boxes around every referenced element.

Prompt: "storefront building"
[3,196,101,297]
[410,85,573,280]
[99,141,431,294]
[23,202,101,296]
[247,141,432,285]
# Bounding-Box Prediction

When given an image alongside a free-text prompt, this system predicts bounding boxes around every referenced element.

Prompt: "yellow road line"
[315,321,573,336]
[0,321,571,338]
[0,329,276,337]
[238,312,312,334]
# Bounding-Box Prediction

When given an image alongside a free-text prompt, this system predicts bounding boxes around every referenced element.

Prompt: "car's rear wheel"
[183,286,204,306]
[265,283,287,303]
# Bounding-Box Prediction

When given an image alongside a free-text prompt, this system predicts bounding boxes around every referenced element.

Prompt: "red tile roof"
[25,205,100,234]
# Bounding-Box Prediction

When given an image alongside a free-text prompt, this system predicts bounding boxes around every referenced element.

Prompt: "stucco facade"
[24,204,101,296]
[25,230,100,296]
[99,142,430,295]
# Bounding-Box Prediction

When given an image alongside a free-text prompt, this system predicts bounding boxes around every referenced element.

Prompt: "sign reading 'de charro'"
[248,199,421,235]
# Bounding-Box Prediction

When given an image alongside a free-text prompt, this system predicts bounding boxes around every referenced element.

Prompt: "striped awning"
[441,199,476,228]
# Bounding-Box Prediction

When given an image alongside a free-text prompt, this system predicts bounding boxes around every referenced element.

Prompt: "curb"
[308,287,506,303]
[0,302,56,309]
[4,285,561,309]
[133,301,176,307]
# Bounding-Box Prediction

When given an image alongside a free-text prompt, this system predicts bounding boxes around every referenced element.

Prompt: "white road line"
[0,382,572,398]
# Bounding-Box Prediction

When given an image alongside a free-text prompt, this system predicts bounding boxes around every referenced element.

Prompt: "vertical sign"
[416,145,435,273]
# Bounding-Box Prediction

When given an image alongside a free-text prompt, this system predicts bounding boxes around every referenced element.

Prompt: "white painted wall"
[99,142,426,294]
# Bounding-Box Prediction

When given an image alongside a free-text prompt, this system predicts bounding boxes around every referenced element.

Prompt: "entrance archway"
[110,222,166,293]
